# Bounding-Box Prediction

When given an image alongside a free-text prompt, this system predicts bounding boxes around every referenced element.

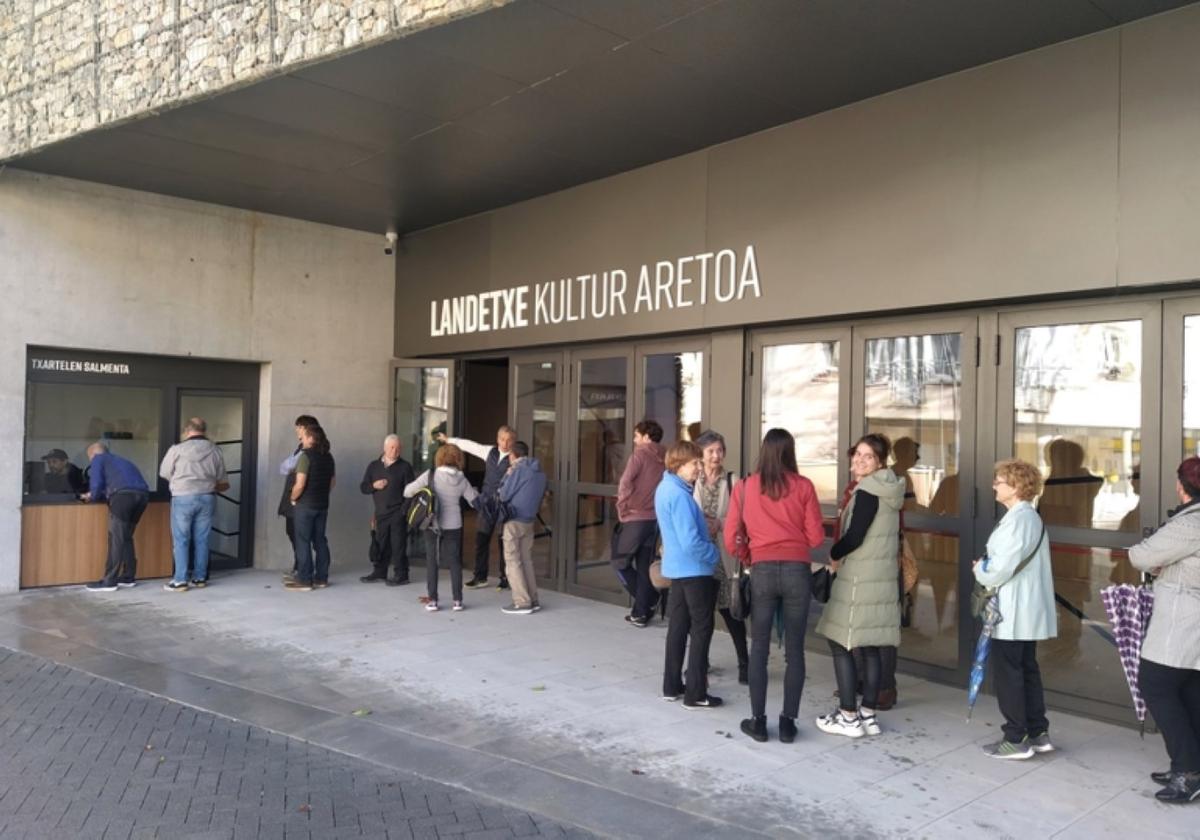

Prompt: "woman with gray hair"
[693,430,749,685]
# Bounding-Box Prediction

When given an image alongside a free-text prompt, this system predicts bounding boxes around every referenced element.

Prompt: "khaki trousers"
[502,520,537,608]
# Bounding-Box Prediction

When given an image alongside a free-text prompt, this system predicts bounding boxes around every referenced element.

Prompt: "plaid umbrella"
[1100,583,1155,722]
[966,594,1002,720]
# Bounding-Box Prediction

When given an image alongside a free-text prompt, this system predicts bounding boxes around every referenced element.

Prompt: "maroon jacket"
[616,442,666,522]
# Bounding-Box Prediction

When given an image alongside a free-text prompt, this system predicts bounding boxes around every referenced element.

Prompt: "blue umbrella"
[967,595,1003,720]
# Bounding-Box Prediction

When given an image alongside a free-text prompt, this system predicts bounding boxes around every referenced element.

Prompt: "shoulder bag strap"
[1007,523,1046,583]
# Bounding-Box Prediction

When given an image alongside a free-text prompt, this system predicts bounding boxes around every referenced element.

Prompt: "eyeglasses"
[992,477,1009,486]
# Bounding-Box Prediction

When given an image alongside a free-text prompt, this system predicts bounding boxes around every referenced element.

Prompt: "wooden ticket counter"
[20,499,173,588]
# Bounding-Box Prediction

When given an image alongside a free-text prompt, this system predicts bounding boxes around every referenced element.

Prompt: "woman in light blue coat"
[973,458,1056,760]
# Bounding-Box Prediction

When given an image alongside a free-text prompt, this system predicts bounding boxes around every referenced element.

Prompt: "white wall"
[0,170,394,591]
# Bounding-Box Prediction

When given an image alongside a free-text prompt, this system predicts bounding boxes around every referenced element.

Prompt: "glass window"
[394,366,449,475]
[1013,321,1141,531]
[643,352,703,444]
[761,341,840,504]
[1186,315,1199,458]
[573,493,621,592]
[863,333,962,515]
[515,362,557,478]
[578,358,626,485]
[23,382,161,497]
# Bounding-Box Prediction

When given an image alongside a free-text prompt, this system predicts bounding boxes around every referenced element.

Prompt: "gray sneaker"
[1029,732,1055,754]
[983,737,1034,760]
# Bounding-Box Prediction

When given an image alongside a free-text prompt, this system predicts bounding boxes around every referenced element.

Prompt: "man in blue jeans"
[159,417,229,592]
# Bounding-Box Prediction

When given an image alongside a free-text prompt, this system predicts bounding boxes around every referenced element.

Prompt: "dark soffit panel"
[9,0,1197,235]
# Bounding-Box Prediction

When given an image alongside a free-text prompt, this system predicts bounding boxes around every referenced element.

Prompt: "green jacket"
[816,468,905,650]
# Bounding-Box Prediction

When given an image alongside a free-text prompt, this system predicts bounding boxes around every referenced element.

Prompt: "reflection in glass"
[515,362,557,477]
[180,394,244,562]
[23,382,162,495]
[761,342,840,504]
[578,358,626,485]
[1039,541,1141,708]
[1013,322,1141,531]
[394,366,449,475]
[1186,316,1199,458]
[899,530,960,670]
[533,490,555,580]
[863,334,961,514]
[574,494,622,593]
[644,352,703,444]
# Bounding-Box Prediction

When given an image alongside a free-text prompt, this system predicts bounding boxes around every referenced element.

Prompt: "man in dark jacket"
[436,425,514,590]
[359,434,415,584]
[280,414,317,582]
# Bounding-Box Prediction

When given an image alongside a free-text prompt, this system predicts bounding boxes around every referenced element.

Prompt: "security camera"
[384,227,398,256]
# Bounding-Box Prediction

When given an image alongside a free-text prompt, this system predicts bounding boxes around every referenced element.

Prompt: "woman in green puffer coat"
[815,433,905,739]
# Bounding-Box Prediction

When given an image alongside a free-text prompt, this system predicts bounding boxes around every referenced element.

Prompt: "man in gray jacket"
[160,417,229,591]
[498,442,547,615]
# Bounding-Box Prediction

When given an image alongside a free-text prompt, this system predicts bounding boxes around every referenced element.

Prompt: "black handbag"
[728,482,752,621]
[812,565,835,603]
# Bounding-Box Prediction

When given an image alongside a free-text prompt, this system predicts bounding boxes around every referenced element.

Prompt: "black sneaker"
[779,716,798,743]
[741,716,768,742]
[530,601,541,612]
[683,695,724,710]
[116,580,138,589]
[359,572,387,583]
[496,579,510,591]
[1155,771,1200,804]
[284,581,313,592]
[464,577,488,589]
[1152,770,1173,785]
[162,581,189,592]
[190,579,208,589]
[85,581,118,592]
[625,614,648,628]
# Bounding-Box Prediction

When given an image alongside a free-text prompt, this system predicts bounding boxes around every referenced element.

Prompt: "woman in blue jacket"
[657,440,722,709]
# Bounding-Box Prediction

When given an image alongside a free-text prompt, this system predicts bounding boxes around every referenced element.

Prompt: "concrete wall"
[0,168,394,592]
[394,4,1200,358]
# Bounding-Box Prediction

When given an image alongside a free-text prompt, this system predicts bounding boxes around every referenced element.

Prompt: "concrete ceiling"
[11,0,1194,235]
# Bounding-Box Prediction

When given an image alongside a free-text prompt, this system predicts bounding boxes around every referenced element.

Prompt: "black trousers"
[991,639,1050,743]
[371,510,409,580]
[749,562,812,718]
[718,608,749,667]
[663,576,717,703]
[472,523,507,582]
[831,642,880,713]
[101,491,148,586]
[1140,658,1200,773]
[853,645,898,692]
[284,516,297,572]
[426,528,464,604]
[616,521,660,620]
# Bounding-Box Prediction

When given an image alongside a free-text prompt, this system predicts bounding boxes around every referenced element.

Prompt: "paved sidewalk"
[0,570,1193,839]
[0,647,590,840]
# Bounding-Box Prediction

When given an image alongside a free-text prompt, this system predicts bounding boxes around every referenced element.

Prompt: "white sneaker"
[859,714,882,736]
[452,601,464,612]
[816,710,866,739]
[425,601,439,612]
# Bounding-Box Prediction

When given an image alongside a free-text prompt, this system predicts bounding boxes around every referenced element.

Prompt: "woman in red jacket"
[725,428,826,743]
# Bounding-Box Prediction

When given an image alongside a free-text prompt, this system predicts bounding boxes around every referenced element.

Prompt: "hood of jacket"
[857,467,905,510]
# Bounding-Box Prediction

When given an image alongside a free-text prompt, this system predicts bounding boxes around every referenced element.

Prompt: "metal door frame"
[508,352,569,591]
[633,336,712,444]
[389,358,457,473]
[1163,295,1200,522]
[175,387,257,570]
[994,299,1161,722]
[850,314,981,684]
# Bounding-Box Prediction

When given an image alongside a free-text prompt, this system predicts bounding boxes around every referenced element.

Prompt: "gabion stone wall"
[0,0,505,162]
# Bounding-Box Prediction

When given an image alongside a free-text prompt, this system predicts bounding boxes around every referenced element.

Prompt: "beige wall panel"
[1118,4,1200,287]
[395,153,710,356]
[394,213,492,357]
[706,28,1120,327]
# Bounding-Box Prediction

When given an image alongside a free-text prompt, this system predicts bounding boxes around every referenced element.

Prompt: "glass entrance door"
[511,356,562,588]
[852,318,978,680]
[391,359,455,563]
[996,301,1161,720]
[177,390,254,570]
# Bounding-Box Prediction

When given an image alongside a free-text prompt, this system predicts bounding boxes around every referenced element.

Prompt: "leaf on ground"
[631,769,645,775]
[297,803,312,813]
[531,685,546,692]
[351,708,372,717]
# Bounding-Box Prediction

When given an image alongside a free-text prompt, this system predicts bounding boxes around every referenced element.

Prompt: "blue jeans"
[170,493,215,584]
[293,506,331,584]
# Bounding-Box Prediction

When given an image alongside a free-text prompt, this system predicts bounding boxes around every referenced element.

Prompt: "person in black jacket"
[284,424,336,592]
[279,414,317,582]
[359,434,415,585]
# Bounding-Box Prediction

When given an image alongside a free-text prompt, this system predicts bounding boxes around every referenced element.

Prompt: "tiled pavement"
[0,570,1195,839]
[0,648,590,840]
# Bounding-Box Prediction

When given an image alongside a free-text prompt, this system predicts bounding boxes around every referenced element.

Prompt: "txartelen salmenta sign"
[429,245,763,337]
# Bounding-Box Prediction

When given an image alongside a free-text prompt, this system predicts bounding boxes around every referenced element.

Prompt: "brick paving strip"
[0,647,594,840]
